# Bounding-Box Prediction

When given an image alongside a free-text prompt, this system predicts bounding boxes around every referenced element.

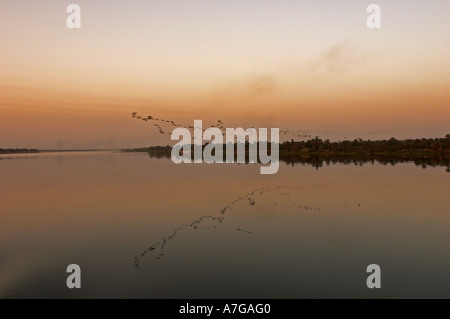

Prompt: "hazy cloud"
[211,74,277,104]
[309,41,366,74]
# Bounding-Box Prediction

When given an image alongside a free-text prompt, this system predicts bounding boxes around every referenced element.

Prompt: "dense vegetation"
[123,135,450,156]
[279,135,450,155]
[121,136,450,171]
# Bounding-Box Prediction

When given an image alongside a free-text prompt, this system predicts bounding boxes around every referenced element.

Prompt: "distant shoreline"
[120,136,450,158]
[0,148,119,154]
[3,136,449,157]
[0,148,39,154]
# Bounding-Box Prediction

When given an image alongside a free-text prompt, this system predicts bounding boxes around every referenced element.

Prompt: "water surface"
[1,151,449,298]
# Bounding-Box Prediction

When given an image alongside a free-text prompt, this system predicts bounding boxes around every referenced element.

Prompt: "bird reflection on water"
[134,179,390,268]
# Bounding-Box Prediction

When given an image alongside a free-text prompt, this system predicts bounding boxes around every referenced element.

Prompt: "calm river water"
[1,151,449,298]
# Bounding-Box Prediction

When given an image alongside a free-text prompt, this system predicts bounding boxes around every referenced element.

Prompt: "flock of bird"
[131,112,224,135]
[279,129,392,140]
[133,178,391,268]
[236,228,252,234]
[131,112,391,141]
[130,111,394,268]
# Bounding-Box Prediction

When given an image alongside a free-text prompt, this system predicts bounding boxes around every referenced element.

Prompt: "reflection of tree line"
[281,153,450,171]
[128,111,449,169]
[134,179,390,268]
[123,143,450,171]
[0,148,39,154]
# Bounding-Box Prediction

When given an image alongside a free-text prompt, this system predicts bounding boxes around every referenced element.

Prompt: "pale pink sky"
[1,0,449,148]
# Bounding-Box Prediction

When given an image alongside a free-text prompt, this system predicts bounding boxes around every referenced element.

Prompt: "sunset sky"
[1,0,449,149]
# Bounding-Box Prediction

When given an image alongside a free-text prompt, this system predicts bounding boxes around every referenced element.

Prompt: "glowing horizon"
[1,0,449,149]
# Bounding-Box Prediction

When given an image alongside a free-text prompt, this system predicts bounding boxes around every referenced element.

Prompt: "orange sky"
[1,0,449,149]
